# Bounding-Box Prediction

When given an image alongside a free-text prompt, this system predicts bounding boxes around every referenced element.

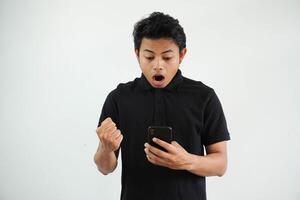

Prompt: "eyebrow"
[143,49,174,54]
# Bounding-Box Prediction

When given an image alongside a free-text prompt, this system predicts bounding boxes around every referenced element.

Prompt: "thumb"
[116,134,123,145]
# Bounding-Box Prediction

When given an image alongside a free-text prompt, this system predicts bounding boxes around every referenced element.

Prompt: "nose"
[153,58,163,71]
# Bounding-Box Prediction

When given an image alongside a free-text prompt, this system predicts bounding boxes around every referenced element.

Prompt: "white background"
[1,0,299,199]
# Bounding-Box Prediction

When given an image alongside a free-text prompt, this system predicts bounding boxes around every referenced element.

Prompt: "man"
[94,12,230,200]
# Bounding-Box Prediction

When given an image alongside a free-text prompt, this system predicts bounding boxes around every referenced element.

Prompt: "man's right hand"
[96,117,123,153]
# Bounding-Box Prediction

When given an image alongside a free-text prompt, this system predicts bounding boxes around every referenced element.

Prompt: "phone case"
[148,126,173,151]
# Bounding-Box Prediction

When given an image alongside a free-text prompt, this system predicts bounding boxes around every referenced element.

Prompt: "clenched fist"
[96,117,123,153]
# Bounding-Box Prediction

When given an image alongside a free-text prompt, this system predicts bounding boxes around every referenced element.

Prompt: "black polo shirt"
[97,69,230,200]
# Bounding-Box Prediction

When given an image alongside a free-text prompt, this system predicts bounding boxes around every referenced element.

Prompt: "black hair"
[133,12,186,52]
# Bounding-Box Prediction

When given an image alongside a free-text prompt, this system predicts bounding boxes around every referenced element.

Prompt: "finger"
[102,121,116,131]
[97,125,115,140]
[115,134,123,145]
[100,118,112,127]
[145,149,169,167]
[111,134,123,150]
[111,129,121,136]
[114,132,123,140]
[102,131,121,146]
[171,141,182,147]
[110,130,121,141]
[144,143,169,158]
[152,138,174,153]
[101,127,117,139]
[101,117,112,125]
[96,121,115,133]
[104,125,117,135]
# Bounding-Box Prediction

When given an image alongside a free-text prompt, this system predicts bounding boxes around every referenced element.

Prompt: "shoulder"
[108,77,140,98]
[116,78,139,90]
[179,76,214,97]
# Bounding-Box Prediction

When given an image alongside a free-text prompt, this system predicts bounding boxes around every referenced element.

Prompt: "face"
[135,38,187,88]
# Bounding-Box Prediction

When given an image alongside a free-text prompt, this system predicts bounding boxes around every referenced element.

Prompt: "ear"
[135,49,140,62]
[179,48,187,64]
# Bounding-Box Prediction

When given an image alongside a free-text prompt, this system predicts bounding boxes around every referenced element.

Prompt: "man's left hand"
[144,138,192,170]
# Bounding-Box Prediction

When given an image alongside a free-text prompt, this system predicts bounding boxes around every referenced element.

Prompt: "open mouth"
[153,75,165,82]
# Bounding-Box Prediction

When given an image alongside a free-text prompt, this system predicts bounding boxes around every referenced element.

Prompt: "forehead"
[140,38,179,53]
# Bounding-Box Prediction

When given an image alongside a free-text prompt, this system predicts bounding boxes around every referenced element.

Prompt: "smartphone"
[148,126,173,151]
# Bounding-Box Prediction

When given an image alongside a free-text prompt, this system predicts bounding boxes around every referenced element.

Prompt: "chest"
[118,90,206,154]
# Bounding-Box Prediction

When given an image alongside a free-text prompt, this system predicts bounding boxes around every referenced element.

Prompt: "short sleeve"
[97,89,119,128]
[97,88,120,157]
[202,89,230,146]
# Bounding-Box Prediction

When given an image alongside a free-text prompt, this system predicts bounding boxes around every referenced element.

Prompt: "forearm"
[186,152,227,177]
[94,142,118,175]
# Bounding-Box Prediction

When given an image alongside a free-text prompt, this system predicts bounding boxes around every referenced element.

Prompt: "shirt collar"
[139,69,183,91]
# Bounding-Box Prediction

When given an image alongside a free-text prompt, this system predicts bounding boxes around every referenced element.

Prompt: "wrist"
[100,144,114,155]
[184,153,196,171]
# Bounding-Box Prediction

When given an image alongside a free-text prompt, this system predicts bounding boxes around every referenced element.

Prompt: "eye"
[145,57,154,60]
[163,57,172,61]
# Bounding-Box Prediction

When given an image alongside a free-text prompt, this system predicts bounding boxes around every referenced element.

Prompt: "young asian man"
[94,12,231,200]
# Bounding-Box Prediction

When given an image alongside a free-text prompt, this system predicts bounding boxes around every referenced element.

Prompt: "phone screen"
[148,126,173,151]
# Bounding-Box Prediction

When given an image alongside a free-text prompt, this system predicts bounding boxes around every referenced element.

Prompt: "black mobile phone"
[148,126,173,151]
